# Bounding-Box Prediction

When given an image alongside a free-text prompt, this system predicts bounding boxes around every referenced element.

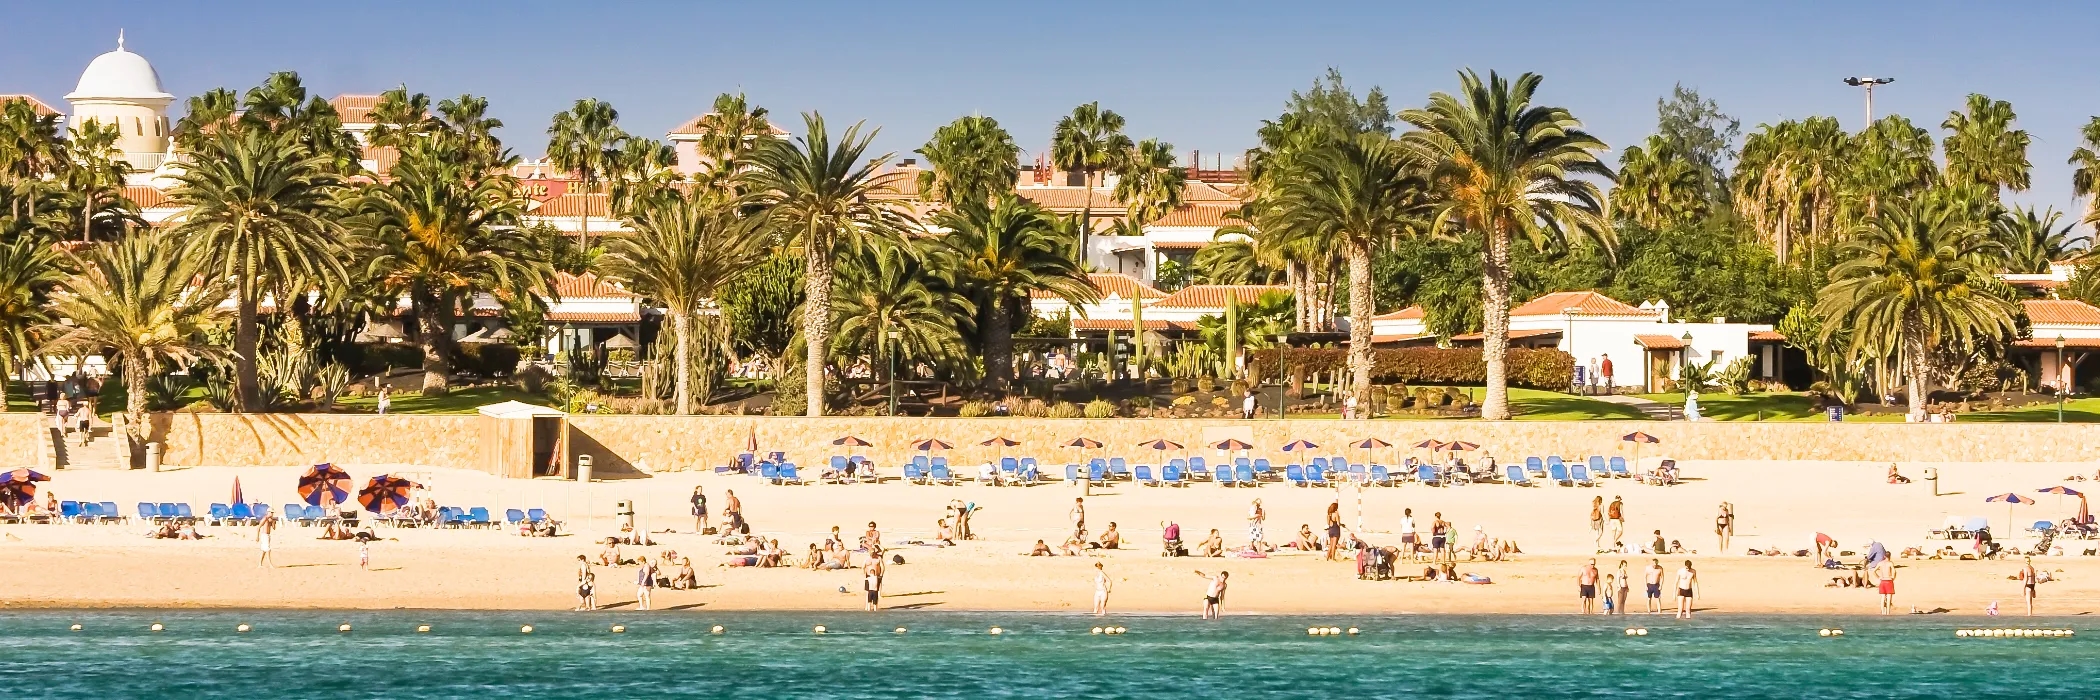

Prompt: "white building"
[63,32,174,176]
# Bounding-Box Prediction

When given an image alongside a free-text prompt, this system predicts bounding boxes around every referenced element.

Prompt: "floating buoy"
[1832,629,1844,637]
[1115,626,1128,635]
[1625,628,1638,636]
[149,623,164,632]
[1325,626,1341,635]
[1955,630,1970,637]
[337,624,352,633]
[710,625,724,634]
[68,624,81,632]
[520,625,533,634]
[813,625,826,634]
[894,627,907,634]
[236,624,251,633]
[1347,627,1360,636]
[1092,627,1104,635]
[1308,627,1321,636]
[989,627,1003,635]
[1818,629,1831,637]
[1636,628,1649,636]
[610,625,625,633]
[416,625,431,633]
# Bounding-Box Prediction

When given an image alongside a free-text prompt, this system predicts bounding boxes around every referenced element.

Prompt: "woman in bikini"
[1324,503,1343,561]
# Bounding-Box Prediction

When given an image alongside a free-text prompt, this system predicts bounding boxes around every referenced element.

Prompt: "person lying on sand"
[1887,464,1911,484]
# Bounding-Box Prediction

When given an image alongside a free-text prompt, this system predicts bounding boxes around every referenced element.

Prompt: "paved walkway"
[1590,393,1679,420]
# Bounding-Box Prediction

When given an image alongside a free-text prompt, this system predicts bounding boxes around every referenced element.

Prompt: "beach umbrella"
[979,437,1020,447]
[1211,439,1253,452]
[297,463,352,508]
[1985,493,2038,537]
[2039,485,2083,513]
[1439,441,1480,452]
[0,468,49,510]
[913,438,953,452]
[1137,439,1184,451]
[1411,439,1445,463]
[358,474,422,515]
[1062,437,1102,449]
[229,476,245,507]
[485,327,517,341]
[1350,438,1391,466]
[602,334,638,350]
[1622,431,1661,470]
[1281,439,1320,452]
[832,435,873,447]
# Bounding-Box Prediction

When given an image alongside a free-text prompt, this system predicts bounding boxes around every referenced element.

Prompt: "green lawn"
[1636,391,1828,421]
[1283,387,1649,421]
[332,386,555,414]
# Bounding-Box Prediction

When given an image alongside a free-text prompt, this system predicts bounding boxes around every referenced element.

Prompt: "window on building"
[134,117,143,135]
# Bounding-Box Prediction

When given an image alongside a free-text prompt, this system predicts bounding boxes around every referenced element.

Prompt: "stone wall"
[37,412,2094,474]
[0,413,48,466]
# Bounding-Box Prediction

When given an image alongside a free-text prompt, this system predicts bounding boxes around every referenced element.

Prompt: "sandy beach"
[5,458,2098,616]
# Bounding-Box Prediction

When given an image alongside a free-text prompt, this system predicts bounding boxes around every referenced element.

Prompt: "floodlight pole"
[1843,76,1895,124]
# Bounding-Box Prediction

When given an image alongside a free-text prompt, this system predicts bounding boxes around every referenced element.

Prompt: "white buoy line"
[1955,628,2075,638]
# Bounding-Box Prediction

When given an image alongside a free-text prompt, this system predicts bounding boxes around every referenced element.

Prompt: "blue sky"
[4,0,2096,218]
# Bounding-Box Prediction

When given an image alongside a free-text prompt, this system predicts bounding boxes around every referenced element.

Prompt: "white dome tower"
[65,31,175,171]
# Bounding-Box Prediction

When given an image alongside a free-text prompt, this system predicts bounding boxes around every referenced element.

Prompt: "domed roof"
[65,33,173,102]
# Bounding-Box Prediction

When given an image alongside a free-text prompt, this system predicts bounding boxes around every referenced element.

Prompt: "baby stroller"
[1357,546,1395,580]
[1161,522,1186,557]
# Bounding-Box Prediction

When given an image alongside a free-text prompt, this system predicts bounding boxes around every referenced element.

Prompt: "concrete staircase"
[43,415,129,470]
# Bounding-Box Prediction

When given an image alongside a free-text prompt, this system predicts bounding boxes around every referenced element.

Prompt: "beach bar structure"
[476,401,567,479]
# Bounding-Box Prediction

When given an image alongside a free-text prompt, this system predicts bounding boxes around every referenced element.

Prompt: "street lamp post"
[2057,334,2068,423]
[887,330,901,417]
[1274,333,1290,420]
[1842,76,1895,123]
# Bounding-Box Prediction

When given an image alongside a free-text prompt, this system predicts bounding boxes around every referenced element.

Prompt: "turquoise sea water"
[2,611,2089,698]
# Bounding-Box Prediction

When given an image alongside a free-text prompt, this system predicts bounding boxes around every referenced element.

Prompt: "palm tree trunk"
[1905,322,1928,420]
[123,350,148,451]
[579,173,593,251]
[1346,239,1374,414]
[1288,261,1306,332]
[1077,168,1093,266]
[985,294,1016,388]
[417,296,452,395]
[1480,229,1515,421]
[234,292,262,412]
[83,192,93,242]
[672,308,692,415]
[804,232,832,417]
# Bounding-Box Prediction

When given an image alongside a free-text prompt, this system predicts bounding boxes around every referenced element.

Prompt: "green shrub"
[453,343,522,377]
[514,365,553,394]
[1083,399,1117,418]
[1247,347,1575,390]
[1048,401,1084,418]
[958,400,994,418]
[770,368,807,416]
[355,343,424,377]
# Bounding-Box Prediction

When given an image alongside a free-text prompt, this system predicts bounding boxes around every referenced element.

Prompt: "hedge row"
[1246,347,1576,390]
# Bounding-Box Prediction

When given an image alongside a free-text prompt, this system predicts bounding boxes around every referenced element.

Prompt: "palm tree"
[1272,133,1430,407]
[833,243,974,385]
[1610,135,1704,229]
[745,113,915,416]
[170,128,347,410]
[935,194,1097,387]
[1400,70,1612,420]
[1113,138,1186,224]
[2067,116,2100,227]
[687,92,777,197]
[39,232,231,448]
[0,228,63,409]
[608,137,680,216]
[350,139,553,395]
[605,190,765,414]
[916,115,1019,206]
[1050,102,1133,260]
[1941,93,2030,198]
[1840,115,1938,223]
[1992,206,2080,274]
[545,98,627,249]
[1815,195,2017,419]
[0,98,65,223]
[64,119,130,242]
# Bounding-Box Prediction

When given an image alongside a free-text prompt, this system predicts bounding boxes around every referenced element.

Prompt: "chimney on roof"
[899,158,917,168]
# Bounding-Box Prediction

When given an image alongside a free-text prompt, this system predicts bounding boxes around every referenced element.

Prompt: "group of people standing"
[1579,558,1698,618]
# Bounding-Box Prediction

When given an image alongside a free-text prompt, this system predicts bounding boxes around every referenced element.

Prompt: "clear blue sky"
[4,0,2096,219]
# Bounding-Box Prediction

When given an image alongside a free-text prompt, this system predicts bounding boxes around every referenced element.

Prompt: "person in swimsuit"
[690,486,708,533]
[1578,559,1599,614]
[1092,562,1112,616]
[1614,560,1631,615]
[635,556,654,611]
[1324,503,1343,561]
[1070,498,1087,543]
[1399,509,1418,562]
[722,490,744,534]
[577,573,596,611]
[1876,559,1897,615]
[256,514,276,568]
[864,550,886,612]
[2019,556,2038,616]
[1247,499,1267,551]
[1431,513,1450,563]
[1198,570,1228,620]
[1676,561,1698,619]
[1589,497,1605,553]
[1714,503,1734,553]
[1644,559,1665,613]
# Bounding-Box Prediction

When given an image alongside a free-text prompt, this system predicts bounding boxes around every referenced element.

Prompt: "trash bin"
[576,454,594,483]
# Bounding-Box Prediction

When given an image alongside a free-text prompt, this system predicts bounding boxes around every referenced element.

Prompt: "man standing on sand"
[1198,570,1228,619]
[723,489,744,534]
[1399,508,1418,562]
[1092,562,1112,616]
[1875,558,1897,615]
[1644,559,1665,613]
[2019,556,2038,616]
[635,555,655,611]
[1600,353,1615,394]
[1676,560,1698,619]
[1588,497,1606,553]
[864,549,886,612]
[256,513,276,568]
[1578,559,1599,614]
[1607,497,1626,551]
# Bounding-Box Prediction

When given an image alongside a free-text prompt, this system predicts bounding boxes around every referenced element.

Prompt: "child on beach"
[359,540,369,570]
[1602,575,1618,614]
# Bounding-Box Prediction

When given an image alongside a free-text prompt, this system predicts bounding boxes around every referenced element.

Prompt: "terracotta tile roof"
[2024,299,2100,325]
[1033,273,1167,300]
[1633,334,1687,350]
[1510,291,1655,317]
[1071,318,1191,331]
[1014,187,1119,211]
[667,113,790,137]
[0,95,61,117]
[362,144,399,178]
[552,272,639,299]
[330,94,381,124]
[1151,204,1238,227]
[124,185,171,209]
[1180,181,1240,203]
[1372,306,1424,321]
[546,310,641,323]
[1370,333,1428,344]
[1748,330,1786,342]
[529,192,611,218]
[1150,240,1210,251]
[1151,284,1290,309]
